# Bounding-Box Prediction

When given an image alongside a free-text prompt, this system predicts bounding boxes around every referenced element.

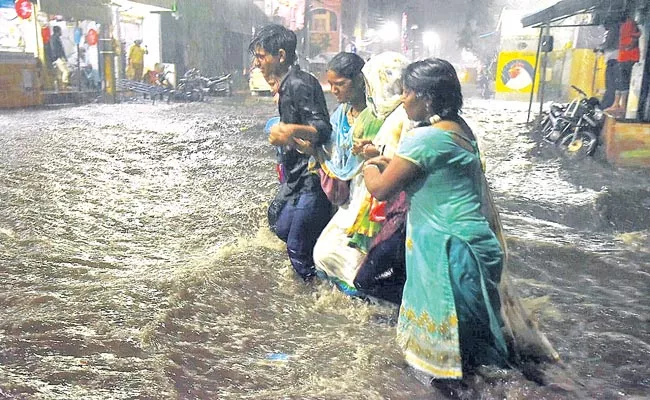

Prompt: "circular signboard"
[15,0,33,20]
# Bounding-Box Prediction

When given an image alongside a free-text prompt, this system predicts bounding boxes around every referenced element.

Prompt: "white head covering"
[361,51,410,120]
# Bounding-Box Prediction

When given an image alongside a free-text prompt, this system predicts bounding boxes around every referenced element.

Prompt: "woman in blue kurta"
[363,58,509,378]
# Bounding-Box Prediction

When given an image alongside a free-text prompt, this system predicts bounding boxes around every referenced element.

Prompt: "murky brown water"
[0,96,648,399]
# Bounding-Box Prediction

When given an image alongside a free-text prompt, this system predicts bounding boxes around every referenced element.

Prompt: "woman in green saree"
[363,58,558,378]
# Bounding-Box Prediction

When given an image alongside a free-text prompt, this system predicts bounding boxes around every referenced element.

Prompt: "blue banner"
[0,0,14,9]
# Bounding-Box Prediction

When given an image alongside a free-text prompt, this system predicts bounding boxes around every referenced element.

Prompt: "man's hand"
[293,137,314,155]
[269,122,292,146]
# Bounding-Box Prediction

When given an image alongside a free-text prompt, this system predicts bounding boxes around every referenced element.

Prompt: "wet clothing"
[128,44,146,65]
[347,105,411,251]
[615,18,641,95]
[603,59,620,108]
[275,190,332,278]
[601,22,620,108]
[617,60,635,93]
[321,104,364,180]
[395,126,508,379]
[51,34,69,85]
[128,44,146,81]
[313,52,409,295]
[354,191,407,304]
[276,65,331,201]
[618,18,640,63]
[51,35,66,61]
[272,64,332,279]
[313,107,383,292]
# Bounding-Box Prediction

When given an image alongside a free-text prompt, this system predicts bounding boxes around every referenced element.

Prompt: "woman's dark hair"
[248,24,297,65]
[402,58,463,119]
[327,52,365,80]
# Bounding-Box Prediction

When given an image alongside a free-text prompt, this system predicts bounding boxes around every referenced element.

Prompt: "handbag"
[318,169,350,206]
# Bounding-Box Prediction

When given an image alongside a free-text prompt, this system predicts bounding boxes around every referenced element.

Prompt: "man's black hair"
[249,24,297,65]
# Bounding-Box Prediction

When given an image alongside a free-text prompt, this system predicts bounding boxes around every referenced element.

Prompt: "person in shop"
[249,24,332,281]
[127,39,147,81]
[607,11,641,115]
[50,26,69,89]
[597,18,620,109]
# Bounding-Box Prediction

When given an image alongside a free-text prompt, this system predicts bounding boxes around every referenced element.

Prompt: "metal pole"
[538,25,549,118]
[32,8,40,60]
[526,25,544,124]
[99,37,115,103]
[304,0,310,64]
[76,22,82,92]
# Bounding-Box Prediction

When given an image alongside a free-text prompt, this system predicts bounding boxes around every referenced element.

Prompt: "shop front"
[0,0,43,107]
[522,0,650,167]
[111,0,170,81]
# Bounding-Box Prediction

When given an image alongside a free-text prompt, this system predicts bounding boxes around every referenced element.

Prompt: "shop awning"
[113,0,172,16]
[521,0,625,27]
[39,0,112,23]
[129,0,175,8]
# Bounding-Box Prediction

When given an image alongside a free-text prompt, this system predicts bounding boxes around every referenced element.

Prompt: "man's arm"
[292,76,331,143]
[268,123,318,146]
[269,77,331,146]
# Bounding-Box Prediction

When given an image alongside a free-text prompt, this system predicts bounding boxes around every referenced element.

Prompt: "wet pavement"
[0,95,648,399]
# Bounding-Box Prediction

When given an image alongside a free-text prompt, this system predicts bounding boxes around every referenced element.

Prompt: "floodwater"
[0,96,648,400]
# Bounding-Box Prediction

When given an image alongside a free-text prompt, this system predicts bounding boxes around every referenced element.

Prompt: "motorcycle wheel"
[560,130,598,157]
[544,118,572,143]
[188,89,201,102]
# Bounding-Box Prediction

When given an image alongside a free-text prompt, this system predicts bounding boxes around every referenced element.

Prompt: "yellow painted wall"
[568,49,606,100]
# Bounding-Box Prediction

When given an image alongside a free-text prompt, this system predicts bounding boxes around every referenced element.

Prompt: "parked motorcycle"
[541,100,573,143]
[559,86,604,157]
[169,68,204,102]
[539,85,604,157]
[200,73,232,97]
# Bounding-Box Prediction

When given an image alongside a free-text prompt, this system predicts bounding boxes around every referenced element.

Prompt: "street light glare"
[379,21,400,41]
[422,31,440,48]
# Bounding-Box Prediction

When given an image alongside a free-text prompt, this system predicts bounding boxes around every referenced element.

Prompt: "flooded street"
[0,96,648,399]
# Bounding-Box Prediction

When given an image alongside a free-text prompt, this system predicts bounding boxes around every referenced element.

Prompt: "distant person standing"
[608,12,641,114]
[51,26,69,89]
[127,39,147,81]
[599,19,620,109]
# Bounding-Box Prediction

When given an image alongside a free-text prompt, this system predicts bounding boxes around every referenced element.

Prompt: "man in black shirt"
[249,24,332,280]
[51,26,69,89]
